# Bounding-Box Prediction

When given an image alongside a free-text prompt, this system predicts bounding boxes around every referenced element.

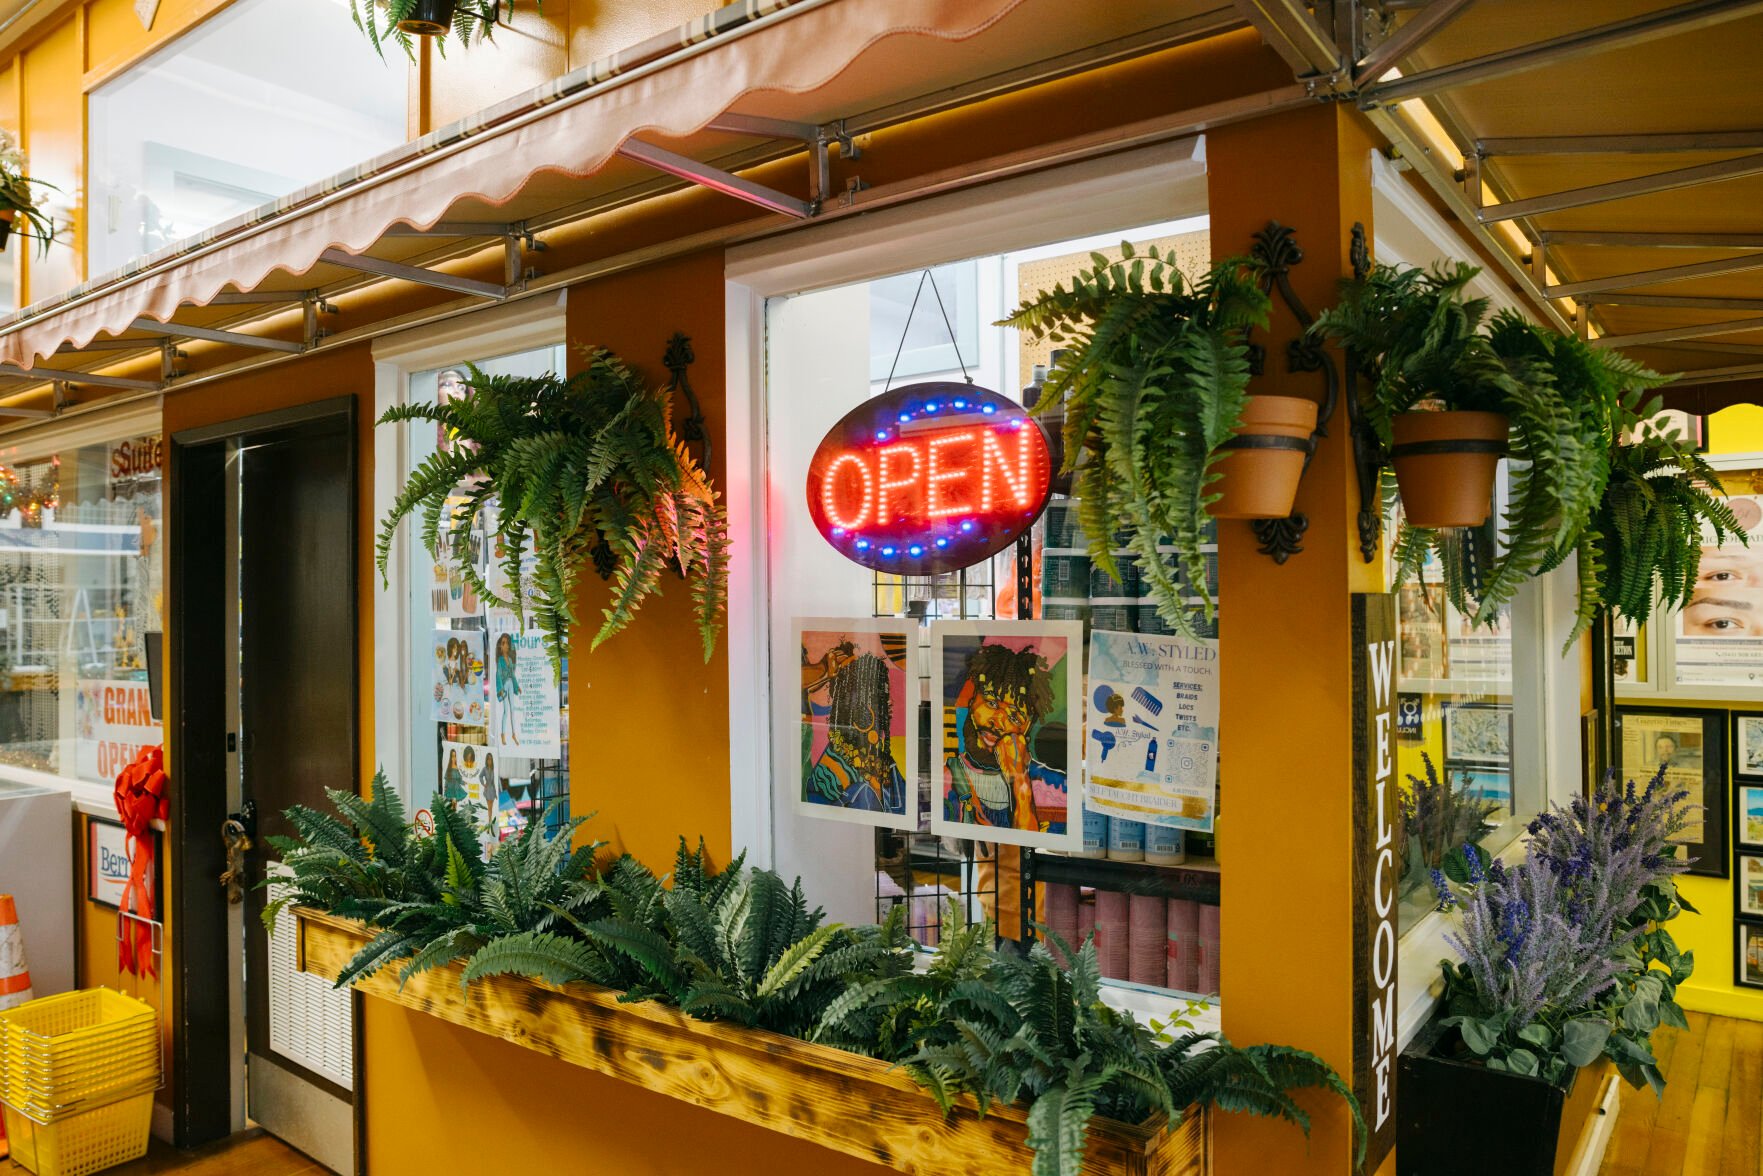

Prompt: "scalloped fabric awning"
[0,0,1192,369]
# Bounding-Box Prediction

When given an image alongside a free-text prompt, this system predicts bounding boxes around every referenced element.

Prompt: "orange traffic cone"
[0,893,30,1159]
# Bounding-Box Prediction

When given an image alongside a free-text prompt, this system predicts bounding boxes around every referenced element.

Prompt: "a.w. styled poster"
[793,618,919,831]
[433,630,486,725]
[930,620,1083,851]
[488,615,561,757]
[1085,629,1218,832]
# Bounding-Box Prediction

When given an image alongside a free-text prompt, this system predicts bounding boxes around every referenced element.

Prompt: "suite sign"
[1352,593,1399,1171]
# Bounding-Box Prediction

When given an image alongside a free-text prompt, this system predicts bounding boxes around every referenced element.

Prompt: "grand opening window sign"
[806,381,1053,575]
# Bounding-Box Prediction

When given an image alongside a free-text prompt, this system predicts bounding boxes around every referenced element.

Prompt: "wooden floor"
[1601,1012,1763,1176]
[2,1127,321,1176]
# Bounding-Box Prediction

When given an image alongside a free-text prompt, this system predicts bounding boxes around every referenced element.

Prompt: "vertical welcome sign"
[1351,593,1399,1171]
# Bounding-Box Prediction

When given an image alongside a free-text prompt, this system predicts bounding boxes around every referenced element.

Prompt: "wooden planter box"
[294,908,1205,1175]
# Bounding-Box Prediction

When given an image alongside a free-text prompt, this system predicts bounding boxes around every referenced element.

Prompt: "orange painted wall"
[17,14,82,302]
[360,249,885,1175]
[1209,102,1382,1176]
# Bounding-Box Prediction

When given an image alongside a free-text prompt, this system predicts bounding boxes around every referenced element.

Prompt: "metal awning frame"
[1224,0,1763,387]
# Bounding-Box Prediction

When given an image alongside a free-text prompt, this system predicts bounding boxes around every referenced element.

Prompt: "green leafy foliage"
[375,350,730,676]
[898,932,1364,1176]
[348,0,527,61]
[273,794,1357,1171]
[264,774,602,990]
[0,131,56,258]
[1311,263,1735,642]
[1000,246,1270,636]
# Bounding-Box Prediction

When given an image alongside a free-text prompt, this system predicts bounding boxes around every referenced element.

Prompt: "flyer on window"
[429,495,486,619]
[1675,493,1763,685]
[432,630,486,725]
[439,740,492,810]
[74,678,162,783]
[1084,629,1218,832]
[487,614,561,758]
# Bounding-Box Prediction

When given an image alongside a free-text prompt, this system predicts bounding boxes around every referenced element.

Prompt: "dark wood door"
[237,412,357,1172]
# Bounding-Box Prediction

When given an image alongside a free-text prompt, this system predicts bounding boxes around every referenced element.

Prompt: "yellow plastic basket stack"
[0,989,160,1176]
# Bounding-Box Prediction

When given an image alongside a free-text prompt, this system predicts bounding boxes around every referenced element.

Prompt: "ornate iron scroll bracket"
[1243,222,1337,564]
[664,331,711,472]
[1240,221,1383,565]
[1345,222,1384,563]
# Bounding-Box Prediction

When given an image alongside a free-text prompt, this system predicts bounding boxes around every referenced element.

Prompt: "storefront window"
[764,218,1222,999]
[1391,491,1547,935]
[405,345,570,838]
[0,425,162,784]
[86,0,406,278]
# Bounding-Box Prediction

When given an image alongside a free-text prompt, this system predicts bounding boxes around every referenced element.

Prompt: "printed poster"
[1676,493,1763,685]
[793,618,920,831]
[429,495,486,618]
[439,741,492,810]
[74,678,161,783]
[432,630,487,725]
[930,620,1083,851]
[1085,629,1218,832]
[488,615,561,758]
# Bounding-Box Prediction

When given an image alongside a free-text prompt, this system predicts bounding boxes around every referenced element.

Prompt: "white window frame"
[370,294,567,803]
[1616,449,1763,703]
[728,136,1221,1028]
[1372,148,1585,1044]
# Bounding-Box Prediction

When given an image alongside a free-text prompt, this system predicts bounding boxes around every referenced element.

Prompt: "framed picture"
[1735,713,1763,781]
[1738,784,1763,851]
[1614,706,1727,878]
[1674,493,1763,687]
[1737,922,1763,991]
[88,817,135,909]
[929,619,1083,851]
[792,617,921,831]
[1442,762,1512,810]
[1441,702,1512,766]
[1737,854,1763,920]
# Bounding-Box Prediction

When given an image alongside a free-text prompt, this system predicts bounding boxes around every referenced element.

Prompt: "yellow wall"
[1632,404,1763,1022]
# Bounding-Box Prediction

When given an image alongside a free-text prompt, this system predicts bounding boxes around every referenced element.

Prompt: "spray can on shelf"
[1144,823,1186,866]
[1080,806,1109,859]
[1106,817,1145,862]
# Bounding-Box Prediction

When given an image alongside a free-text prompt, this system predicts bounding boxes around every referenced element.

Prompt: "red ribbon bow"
[113,745,168,979]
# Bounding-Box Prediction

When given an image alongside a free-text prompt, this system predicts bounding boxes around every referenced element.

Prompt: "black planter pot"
[1397,1017,1600,1176]
[396,0,456,36]
[0,213,13,252]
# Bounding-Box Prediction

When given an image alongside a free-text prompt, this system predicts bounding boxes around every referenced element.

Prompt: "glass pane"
[404,345,569,840]
[767,218,1222,1002]
[86,0,406,277]
[0,433,163,782]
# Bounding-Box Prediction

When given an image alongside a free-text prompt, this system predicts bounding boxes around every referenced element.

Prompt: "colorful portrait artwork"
[794,619,920,831]
[930,620,1083,851]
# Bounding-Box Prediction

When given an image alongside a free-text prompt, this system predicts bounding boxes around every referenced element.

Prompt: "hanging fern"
[348,0,526,61]
[1000,246,1269,636]
[376,349,729,676]
[1311,262,1706,645]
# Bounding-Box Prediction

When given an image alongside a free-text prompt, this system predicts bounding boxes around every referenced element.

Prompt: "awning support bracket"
[618,116,859,219]
[318,248,510,301]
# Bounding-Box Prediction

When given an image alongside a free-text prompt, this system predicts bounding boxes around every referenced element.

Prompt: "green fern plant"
[1585,423,1743,631]
[375,349,729,676]
[814,901,994,1060]
[1000,246,1270,636]
[905,932,1364,1176]
[1312,263,1643,633]
[348,0,525,62]
[263,777,604,991]
[519,839,914,1038]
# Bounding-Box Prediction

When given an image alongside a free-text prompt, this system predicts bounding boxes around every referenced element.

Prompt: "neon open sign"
[806,381,1053,575]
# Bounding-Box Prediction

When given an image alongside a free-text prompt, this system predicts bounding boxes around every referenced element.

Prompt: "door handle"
[220,800,257,905]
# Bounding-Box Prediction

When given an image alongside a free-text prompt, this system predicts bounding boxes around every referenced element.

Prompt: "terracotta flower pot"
[1389,410,1509,528]
[396,0,457,35]
[1208,395,1319,520]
